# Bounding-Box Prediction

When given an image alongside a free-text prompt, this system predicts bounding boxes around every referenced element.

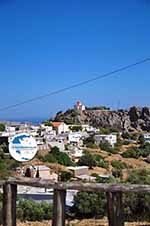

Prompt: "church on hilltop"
[74,101,86,112]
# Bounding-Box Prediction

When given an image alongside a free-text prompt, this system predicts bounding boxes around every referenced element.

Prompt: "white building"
[32,165,58,181]
[68,147,83,162]
[143,133,150,143]
[52,122,69,134]
[67,166,89,177]
[95,134,117,147]
[48,140,65,152]
[41,124,53,132]
[82,125,98,133]
[5,125,16,133]
[68,132,83,146]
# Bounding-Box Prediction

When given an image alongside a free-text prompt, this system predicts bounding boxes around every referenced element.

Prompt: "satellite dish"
[9,133,37,162]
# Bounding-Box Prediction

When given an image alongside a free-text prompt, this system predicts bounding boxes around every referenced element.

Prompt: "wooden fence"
[0,178,150,226]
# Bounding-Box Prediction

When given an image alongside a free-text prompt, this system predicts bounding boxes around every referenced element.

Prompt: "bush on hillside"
[69,125,82,132]
[122,144,150,159]
[94,155,109,169]
[99,142,119,154]
[78,152,96,169]
[17,200,53,221]
[111,160,127,170]
[83,136,97,149]
[99,127,119,135]
[42,146,73,166]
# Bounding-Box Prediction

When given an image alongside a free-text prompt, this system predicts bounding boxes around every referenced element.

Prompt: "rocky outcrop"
[54,106,150,132]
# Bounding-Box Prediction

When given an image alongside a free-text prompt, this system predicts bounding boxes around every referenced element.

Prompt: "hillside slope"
[54,106,150,132]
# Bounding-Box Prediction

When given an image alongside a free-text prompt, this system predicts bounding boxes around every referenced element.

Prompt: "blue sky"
[0,0,150,121]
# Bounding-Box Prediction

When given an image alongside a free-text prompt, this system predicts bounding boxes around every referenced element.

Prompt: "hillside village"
[0,101,150,182]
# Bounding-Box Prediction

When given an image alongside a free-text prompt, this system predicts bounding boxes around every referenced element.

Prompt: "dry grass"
[16,220,150,226]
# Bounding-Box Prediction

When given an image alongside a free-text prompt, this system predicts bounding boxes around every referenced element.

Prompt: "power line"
[0,58,150,112]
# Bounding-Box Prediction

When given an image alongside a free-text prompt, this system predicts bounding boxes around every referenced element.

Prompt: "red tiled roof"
[52,122,62,127]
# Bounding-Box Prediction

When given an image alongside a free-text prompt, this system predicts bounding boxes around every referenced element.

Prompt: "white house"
[33,165,58,181]
[52,122,69,134]
[68,147,83,162]
[67,166,89,177]
[41,124,53,133]
[81,125,98,133]
[95,134,117,147]
[48,140,65,152]
[5,125,16,133]
[68,132,83,146]
[143,133,150,143]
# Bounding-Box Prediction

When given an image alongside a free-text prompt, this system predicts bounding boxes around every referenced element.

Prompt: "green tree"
[43,146,73,166]
[99,142,119,154]
[124,169,150,222]
[122,132,131,140]
[94,155,109,169]
[127,169,150,185]
[111,160,127,170]
[17,200,53,221]
[78,152,96,169]
[138,134,145,145]
[0,123,5,132]
[72,192,107,219]
[44,121,53,127]
[122,148,140,158]
[83,136,97,148]
[60,171,73,182]
[69,126,82,132]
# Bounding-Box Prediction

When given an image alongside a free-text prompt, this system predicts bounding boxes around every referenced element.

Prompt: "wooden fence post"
[52,189,66,226]
[107,192,124,226]
[3,183,17,226]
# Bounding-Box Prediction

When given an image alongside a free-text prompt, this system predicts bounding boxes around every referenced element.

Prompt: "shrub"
[72,192,107,219]
[0,123,5,132]
[111,160,127,170]
[122,148,141,158]
[78,152,96,169]
[44,121,53,127]
[17,200,53,221]
[124,169,150,222]
[122,132,131,140]
[60,171,73,182]
[70,169,150,222]
[99,142,119,154]
[100,127,119,135]
[83,136,96,148]
[139,143,150,157]
[127,169,150,185]
[123,140,130,145]
[69,126,82,132]
[42,146,73,166]
[138,134,145,145]
[122,144,150,158]
[112,168,123,178]
[94,155,109,169]
[86,142,98,149]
